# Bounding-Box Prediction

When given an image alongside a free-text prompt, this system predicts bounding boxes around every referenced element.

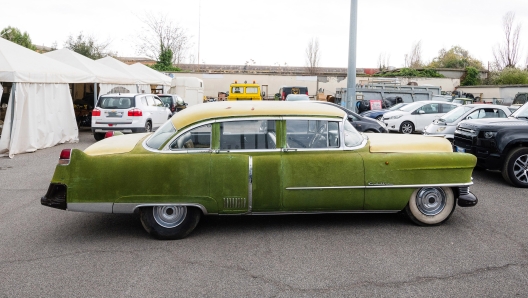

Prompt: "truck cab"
[227,81,262,101]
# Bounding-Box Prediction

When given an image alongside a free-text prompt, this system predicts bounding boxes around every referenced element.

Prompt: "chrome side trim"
[112,203,209,215]
[67,203,113,213]
[223,197,247,209]
[285,182,473,190]
[244,210,401,215]
[286,186,365,190]
[248,156,253,212]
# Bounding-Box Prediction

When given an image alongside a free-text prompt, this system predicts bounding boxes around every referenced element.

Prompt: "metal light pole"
[346,0,358,111]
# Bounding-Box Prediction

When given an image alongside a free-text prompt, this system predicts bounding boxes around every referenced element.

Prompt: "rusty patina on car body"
[42,101,478,239]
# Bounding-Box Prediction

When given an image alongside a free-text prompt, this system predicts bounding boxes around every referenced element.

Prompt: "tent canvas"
[44,49,137,84]
[0,38,93,158]
[129,63,171,86]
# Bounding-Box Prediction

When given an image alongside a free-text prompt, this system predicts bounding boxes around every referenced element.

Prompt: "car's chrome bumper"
[41,184,67,210]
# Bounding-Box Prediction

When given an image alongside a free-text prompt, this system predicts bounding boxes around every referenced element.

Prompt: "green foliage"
[151,48,181,71]
[493,68,528,85]
[461,67,481,86]
[64,33,109,60]
[374,68,444,78]
[428,46,483,69]
[1,26,36,50]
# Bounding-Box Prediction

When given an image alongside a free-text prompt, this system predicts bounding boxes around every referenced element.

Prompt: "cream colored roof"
[171,101,346,129]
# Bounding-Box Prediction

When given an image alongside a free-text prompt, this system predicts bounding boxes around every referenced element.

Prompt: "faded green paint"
[50,120,477,214]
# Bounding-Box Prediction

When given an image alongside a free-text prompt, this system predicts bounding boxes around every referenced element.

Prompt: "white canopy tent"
[0,38,94,158]
[129,63,171,92]
[96,56,153,94]
[44,49,138,105]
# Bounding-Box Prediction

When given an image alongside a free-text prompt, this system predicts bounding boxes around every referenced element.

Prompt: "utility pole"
[346,0,358,111]
[197,0,201,72]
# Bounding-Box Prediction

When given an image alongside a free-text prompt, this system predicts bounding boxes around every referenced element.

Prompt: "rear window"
[97,97,135,109]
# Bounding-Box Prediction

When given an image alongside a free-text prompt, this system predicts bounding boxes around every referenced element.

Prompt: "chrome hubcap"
[416,188,446,216]
[402,123,413,134]
[513,154,528,183]
[153,206,187,228]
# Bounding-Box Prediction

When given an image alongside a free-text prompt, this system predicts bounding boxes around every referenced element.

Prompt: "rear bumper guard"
[457,186,478,207]
[41,184,67,210]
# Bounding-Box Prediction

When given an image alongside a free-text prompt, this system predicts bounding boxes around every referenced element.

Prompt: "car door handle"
[282,148,298,152]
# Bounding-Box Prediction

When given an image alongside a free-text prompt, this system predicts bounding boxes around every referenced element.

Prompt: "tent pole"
[93,83,98,108]
[9,82,16,147]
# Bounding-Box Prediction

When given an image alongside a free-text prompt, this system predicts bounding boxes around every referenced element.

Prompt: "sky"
[2,0,528,69]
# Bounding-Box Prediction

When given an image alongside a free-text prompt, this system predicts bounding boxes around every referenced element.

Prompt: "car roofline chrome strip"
[285,182,473,190]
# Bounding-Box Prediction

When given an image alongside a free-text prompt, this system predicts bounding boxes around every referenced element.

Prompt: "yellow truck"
[227,81,262,101]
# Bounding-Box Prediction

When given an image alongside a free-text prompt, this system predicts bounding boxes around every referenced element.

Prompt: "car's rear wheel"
[145,121,152,132]
[502,147,528,188]
[140,206,201,240]
[400,121,414,134]
[404,187,455,226]
[94,133,105,141]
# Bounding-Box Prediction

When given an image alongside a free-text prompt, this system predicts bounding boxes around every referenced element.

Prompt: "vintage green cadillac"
[42,101,478,239]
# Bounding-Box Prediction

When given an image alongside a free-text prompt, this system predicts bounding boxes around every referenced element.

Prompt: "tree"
[461,67,481,86]
[404,41,423,69]
[137,13,191,66]
[493,11,522,70]
[151,48,181,71]
[377,52,390,71]
[493,68,528,85]
[64,32,112,59]
[305,38,321,75]
[0,26,36,50]
[428,46,484,69]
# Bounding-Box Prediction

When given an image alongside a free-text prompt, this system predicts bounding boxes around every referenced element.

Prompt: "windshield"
[440,106,473,123]
[146,120,177,149]
[399,102,424,112]
[97,97,135,109]
[452,99,464,105]
[511,102,528,119]
[389,103,407,111]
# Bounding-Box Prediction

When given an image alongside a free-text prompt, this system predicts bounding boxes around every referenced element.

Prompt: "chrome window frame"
[216,117,282,153]
[143,115,368,154]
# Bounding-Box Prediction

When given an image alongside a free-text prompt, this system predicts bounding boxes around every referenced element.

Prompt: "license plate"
[456,146,465,153]
[107,111,123,118]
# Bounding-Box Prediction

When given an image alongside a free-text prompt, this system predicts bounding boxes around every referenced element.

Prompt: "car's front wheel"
[502,147,528,188]
[140,206,201,240]
[404,187,455,226]
[400,121,414,134]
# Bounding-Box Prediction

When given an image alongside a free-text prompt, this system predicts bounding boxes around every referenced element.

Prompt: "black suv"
[453,102,528,187]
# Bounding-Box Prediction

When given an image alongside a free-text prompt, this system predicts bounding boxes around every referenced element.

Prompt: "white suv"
[383,100,459,134]
[91,93,171,141]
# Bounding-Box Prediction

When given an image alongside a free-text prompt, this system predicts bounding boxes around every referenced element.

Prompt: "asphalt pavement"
[0,129,527,297]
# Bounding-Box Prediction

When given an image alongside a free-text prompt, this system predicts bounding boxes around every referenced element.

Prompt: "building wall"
[170,72,460,99]
[455,85,528,104]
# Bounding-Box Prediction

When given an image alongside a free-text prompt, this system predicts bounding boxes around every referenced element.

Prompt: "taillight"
[59,149,71,165]
[128,108,143,116]
[92,108,101,116]
[281,92,286,100]
[105,131,114,139]
[305,91,309,95]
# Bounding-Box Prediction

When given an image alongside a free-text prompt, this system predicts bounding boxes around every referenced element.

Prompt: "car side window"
[441,104,456,113]
[286,120,340,149]
[343,120,363,147]
[219,120,276,150]
[153,97,163,107]
[497,109,508,118]
[146,96,155,106]
[418,103,439,114]
[170,124,212,150]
